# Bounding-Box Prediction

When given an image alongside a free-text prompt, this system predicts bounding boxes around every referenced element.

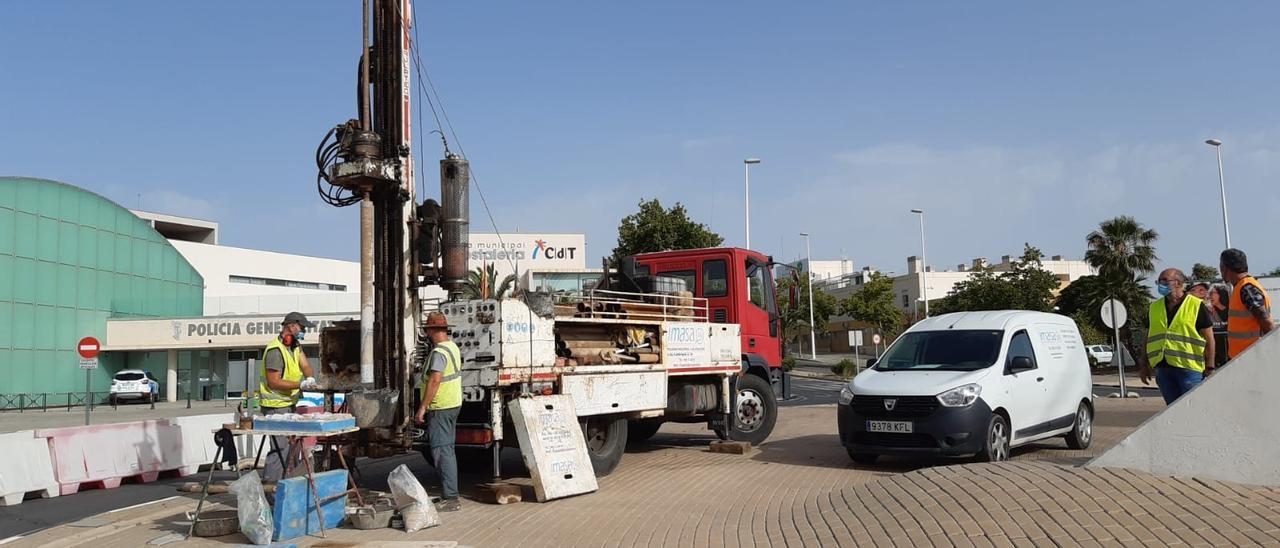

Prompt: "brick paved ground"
[14,398,1280,547]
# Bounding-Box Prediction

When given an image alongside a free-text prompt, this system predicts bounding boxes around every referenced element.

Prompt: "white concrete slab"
[507,395,598,502]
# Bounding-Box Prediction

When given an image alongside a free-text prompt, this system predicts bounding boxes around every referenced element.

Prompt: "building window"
[902,293,909,307]
[229,275,346,292]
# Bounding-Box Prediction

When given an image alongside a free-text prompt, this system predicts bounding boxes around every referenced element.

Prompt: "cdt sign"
[106,313,357,350]
[469,233,586,272]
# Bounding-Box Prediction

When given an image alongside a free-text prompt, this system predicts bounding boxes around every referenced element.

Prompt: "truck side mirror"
[1007,356,1035,374]
[866,358,878,368]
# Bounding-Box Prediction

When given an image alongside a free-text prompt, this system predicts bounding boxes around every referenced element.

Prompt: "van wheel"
[728,374,777,445]
[1065,402,1093,450]
[580,415,627,477]
[847,449,878,465]
[980,414,1010,462]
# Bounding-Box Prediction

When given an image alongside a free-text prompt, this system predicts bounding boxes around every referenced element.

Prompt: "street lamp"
[1205,139,1231,249]
[910,209,929,318]
[800,232,817,359]
[744,158,761,249]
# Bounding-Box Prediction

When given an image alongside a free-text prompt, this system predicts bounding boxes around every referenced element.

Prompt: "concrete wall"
[1087,330,1280,486]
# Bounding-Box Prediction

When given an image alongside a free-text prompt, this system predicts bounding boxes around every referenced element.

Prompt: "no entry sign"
[78,337,100,369]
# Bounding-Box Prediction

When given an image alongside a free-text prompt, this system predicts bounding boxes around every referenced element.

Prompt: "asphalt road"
[0,375,1153,540]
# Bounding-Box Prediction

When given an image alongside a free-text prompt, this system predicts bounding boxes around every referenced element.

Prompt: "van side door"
[1004,329,1049,442]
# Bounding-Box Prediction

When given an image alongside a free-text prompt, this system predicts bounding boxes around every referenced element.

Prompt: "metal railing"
[0,391,114,412]
[554,288,710,323]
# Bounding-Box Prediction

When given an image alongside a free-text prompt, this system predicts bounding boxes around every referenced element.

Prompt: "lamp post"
[1205,139,1231,249]
[800,232,817,359]
[744,158,761,249]
[910,209,929,318]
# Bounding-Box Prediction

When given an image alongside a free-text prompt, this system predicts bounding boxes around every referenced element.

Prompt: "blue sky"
[3,2,1279,279]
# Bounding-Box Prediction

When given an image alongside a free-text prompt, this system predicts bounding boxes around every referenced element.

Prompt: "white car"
[110,370,159,404]
[838,311,1094,463]
[1086,345,1113,366]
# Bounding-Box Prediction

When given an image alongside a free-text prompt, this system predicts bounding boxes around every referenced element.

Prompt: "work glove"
[299,377,318,389]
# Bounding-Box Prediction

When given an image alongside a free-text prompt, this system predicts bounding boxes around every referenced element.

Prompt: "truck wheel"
[728,374,777,445]
[580,415,627,477]
[627,420,662,444]
[980,413,1011,462]
[1065,402,1092,450]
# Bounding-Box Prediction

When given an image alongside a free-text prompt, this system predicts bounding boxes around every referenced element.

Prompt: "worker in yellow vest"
[1139,268,1215,405]
[414,311,463,512]
[259,311,317,482]
[1220,248,1274,362]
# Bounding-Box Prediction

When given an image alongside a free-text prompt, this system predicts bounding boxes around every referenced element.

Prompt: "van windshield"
[875,330,1004,371]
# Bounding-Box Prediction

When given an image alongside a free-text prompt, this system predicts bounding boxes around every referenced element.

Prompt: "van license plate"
[866,420,913,433]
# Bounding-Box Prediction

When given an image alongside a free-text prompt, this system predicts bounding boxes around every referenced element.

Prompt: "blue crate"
[271,469,348,541]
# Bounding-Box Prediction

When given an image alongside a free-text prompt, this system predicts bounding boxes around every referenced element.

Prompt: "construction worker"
[1140,268,1215,405]
[259,311,317,482]
[414,311,463,512]
[1220,248,1274,362]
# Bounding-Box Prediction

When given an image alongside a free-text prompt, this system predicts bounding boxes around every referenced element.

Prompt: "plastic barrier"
[166,414,260,474]
[34,420,186,495]
[0,431,59,506]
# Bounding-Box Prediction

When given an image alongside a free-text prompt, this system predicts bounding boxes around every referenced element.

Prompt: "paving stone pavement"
[11,399,1280,547]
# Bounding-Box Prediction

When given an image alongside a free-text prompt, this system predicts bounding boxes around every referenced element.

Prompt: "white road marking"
[107,495,180,514]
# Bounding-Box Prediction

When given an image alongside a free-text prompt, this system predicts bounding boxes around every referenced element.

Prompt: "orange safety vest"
[1227,276,1272,359]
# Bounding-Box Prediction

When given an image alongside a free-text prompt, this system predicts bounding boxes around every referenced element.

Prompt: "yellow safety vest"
[421,341,463,410]
[1147,295,1208,373]
[259,337,304,408]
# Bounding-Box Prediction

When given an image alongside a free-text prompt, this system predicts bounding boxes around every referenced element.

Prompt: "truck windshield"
[875,330,1003,371]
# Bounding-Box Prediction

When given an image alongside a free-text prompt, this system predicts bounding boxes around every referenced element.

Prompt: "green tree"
[1082,216,1159,361]
[612,199,723,259]
[463,263,517,300]
[1264,266,1280,277]
[839,272,903,342]
[933,244,1060,314]
[1191,263,1220,282]
[776,271,838,353]
[1070,311,1109,346]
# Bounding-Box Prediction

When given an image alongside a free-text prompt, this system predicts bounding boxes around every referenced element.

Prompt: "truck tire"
[627,420,662,444]
[727,374,777,445]
[580,415,628,477]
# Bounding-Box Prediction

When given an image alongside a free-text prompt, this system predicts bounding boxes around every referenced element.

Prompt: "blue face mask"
[295,330,306,341]
[1156,283,1172,297]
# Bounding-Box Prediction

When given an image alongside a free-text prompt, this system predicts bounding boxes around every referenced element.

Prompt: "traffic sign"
[77,337,101,359]
[1100,299,1128,329]
[79,357,98,370]
[871,333,883,345]
[847,330,863,347]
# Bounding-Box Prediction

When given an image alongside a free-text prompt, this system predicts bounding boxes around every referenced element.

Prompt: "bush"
[831,358,857,378]
[781,356,797,372]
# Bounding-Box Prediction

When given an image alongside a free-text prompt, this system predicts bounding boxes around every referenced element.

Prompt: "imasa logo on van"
[532,239,577,260]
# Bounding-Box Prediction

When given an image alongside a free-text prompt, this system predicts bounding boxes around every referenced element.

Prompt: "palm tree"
[1083,216,1159,367]
[1084,216,1159,280]
[463,263,517,300]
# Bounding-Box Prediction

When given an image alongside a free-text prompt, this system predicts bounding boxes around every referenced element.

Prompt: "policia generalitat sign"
[104,313,357,350]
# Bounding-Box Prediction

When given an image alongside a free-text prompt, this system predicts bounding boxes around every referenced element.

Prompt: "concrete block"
[709,441,753,455]
[476,482,523,504]
[0,431,59,506]
[507,395,598,502]
[271,469,348,541]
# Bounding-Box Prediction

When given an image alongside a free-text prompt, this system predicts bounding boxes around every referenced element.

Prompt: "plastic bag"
[228,471,274,544]
[387,464,441,532]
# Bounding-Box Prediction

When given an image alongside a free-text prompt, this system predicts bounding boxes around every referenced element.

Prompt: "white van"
[837,311,1093,463]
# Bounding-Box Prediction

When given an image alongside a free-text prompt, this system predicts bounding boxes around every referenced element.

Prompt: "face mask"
[295,330,306,341]
[1156,283,1172,297]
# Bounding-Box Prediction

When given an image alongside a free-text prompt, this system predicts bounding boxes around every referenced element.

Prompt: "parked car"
[1086,345,1113,366]
[837,311,1094,463]
[110,370,159,404]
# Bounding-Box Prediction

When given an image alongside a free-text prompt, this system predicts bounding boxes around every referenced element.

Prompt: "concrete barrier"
[0,431,59,506]
[34,420,186,495]
[1088,330,1280,486]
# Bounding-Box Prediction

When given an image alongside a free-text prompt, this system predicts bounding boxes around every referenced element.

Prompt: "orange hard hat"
[423,311,453,330]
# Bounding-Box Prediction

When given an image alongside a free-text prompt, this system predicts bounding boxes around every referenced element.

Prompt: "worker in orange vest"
[1219,249,1274,362]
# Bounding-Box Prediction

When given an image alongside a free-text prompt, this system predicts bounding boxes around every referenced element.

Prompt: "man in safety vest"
[1220,248,1274,362]
[1140,268,1216,405]
[414,311,463,512]
[259,311,317,482]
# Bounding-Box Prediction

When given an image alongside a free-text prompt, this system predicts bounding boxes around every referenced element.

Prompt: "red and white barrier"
[34,420,186,495]
[0,431,59,506]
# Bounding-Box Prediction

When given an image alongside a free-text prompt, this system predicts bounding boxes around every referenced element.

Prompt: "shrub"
[781,356,797,372]
[831,358,857,378]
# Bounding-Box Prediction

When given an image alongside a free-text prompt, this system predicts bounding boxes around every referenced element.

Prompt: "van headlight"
[839,387,854,406]
[936,383,982,407]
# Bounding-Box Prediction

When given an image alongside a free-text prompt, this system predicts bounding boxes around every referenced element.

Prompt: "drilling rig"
[312,1,781,479]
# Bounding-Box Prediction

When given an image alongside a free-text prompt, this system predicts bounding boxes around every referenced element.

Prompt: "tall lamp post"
[744,158,761,249]
[800,232,817,359]
[910,209,930,318]
[1205,139,1231,249]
